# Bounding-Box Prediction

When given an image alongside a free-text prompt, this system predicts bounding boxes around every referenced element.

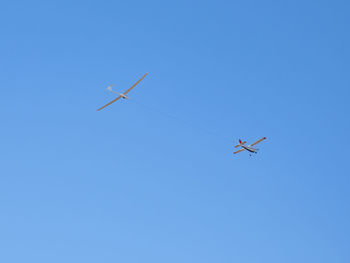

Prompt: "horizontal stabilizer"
[106,85,114,91]
[234,141,246,148]
[106,86,123,96]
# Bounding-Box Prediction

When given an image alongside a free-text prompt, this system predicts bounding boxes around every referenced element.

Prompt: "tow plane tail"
[234,139,246,148]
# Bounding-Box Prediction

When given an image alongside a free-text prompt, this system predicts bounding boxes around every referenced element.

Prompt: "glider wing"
[123,72,148,95]
[97,95,122,111]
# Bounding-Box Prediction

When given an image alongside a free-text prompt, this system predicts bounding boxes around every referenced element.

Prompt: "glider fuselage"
[97,72,148,111]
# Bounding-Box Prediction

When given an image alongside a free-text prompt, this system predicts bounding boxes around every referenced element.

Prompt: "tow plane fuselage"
[241,144,258,153]
[234,137,266,156]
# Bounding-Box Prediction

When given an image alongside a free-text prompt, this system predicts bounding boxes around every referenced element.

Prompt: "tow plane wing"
[234,148,246,154]
[250,137,267,146]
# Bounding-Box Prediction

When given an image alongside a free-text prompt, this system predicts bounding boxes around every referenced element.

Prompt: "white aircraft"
[234,137,266,156]
[97,72,148,111]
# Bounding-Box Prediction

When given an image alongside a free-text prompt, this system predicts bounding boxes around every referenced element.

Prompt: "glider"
[97,72,148,111]
[234,137,266,156]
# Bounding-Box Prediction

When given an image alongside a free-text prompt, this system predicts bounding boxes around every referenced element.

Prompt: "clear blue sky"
[1,0,349,262]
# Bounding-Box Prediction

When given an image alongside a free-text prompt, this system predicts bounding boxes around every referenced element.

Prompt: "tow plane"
[97,72,148,111]
[234,137,266,156]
